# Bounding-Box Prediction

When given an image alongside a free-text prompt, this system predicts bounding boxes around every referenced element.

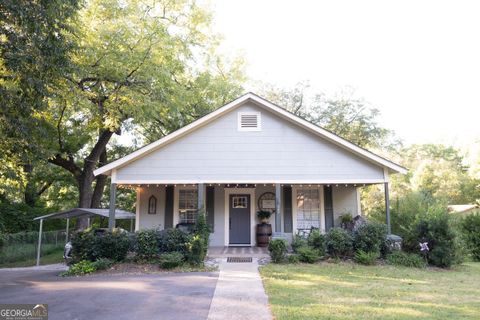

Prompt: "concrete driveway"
[0,268,218,320]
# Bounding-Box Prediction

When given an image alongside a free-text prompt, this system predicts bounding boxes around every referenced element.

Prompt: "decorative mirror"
[148,195,157,214]
[258,192,276,213]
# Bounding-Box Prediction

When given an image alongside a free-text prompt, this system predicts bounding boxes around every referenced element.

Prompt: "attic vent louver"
[238,112,261,131]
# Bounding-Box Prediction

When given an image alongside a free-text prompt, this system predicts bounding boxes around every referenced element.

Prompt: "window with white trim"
[179,189,198,223]
[238,112,261,131]
[296,188,321,230]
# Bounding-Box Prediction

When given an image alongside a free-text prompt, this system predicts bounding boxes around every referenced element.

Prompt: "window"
[238,112,261,131]
[232,196,248,208]
[179,189,198,223]
[296,188,321,230]
[148,195,157,214]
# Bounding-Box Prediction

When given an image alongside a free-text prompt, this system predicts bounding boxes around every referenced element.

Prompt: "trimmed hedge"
[461,213,480,261]
[268,239,288,263]
[353,222,387,254]
[71,228,130,263]
[325,227,353,258]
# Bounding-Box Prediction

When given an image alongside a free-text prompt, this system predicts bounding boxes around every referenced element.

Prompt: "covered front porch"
[107,180,393,247]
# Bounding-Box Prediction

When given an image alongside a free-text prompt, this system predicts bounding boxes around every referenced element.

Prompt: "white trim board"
[113,179,387,185]
[94,92,407,176]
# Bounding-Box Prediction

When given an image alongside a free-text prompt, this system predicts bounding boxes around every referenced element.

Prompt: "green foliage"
[287,254,300,264]
[325,227,353,258]
[257,210,272,221]
[268,239,288,263]
[405,211,463,268]
[354,250,379,265]
[64,260,97,276]
[92,258,113,271]
[340,214,353,224]
[461,213,480,261]
[353,222,387,254]
[71,228,130,262]
[297,247,319,263]
[159,252,184,269]
[291,235,308,253]
[157,229,192,254]
[307,229,326,256]
[187,235,207,265]
[386,251,427,268]
[134,229,160,261]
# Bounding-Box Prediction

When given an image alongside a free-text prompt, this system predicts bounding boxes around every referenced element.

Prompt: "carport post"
[109,183,117,231]
[36,219,43,266]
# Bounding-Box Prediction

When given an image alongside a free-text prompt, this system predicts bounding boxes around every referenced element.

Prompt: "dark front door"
[229,194,251,245]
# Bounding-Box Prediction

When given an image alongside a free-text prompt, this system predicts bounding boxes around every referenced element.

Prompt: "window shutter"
[324,186,334,231]
[164,186,174,228]
[283,186,293,233]
[206,186,215,232]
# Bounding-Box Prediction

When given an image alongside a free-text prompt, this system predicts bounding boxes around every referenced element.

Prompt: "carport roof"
[33,208,135,221]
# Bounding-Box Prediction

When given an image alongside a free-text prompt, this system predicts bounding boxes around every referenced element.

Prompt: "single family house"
[94,93,406,247]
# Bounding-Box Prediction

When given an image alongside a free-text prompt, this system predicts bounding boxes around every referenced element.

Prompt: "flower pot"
[256,223,272,247]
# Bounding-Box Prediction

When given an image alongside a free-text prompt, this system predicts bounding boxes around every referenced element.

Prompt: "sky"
[209,0,480,149]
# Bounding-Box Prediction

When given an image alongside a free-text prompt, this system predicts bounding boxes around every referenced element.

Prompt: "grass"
[0,247,64,268]
[260,261,480,320]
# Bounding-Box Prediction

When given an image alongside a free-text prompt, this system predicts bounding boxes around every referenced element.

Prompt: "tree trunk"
[76,171,95,230]
[91,150,108,208]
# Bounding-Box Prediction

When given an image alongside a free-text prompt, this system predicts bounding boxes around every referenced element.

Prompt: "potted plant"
[340,213,354,231]
[257,210,272,224]
[256,210,273,247]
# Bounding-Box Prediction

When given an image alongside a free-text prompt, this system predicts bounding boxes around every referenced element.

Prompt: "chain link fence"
[0,230,67,265]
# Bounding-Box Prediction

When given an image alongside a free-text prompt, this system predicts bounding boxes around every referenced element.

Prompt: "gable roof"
[94,92,407,176]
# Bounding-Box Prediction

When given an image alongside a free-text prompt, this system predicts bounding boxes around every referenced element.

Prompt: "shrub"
[159,252,184,269]
[64,260,96,276]
[461,213,480,261]
[134,229,160,261]
[92,258,113,271]
[354,250,379,265]
[307,229,325,256]
[71,228,130,262]
[158,228,192,254]
[325,227,353,258]
[386,251,427,268]
[406,211,463,268]
[297,247,319,263]
[291,235,308,253]
[268,239,288,263]
[354,222,387,254]
[287,254,300,263]
[187,235,207,265]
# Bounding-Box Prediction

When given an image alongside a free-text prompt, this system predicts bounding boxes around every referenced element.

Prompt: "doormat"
[227,257,253,263]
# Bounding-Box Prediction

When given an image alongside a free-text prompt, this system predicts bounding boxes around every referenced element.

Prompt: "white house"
[94,93,406,247]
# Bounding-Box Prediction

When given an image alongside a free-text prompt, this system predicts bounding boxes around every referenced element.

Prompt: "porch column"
[384,182,391,234]
[108,183,117,231]
[275,184,282,233]
[197,183,205,211]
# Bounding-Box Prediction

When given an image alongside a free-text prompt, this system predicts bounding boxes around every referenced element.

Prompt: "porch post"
[108,183,117,231]
[275,184,282,233]
[384,182,391,234]
[197,183,205,211]
[36,219,43,266]
[65,218,70,243]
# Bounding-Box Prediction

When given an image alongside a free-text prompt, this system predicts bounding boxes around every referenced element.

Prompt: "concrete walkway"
[207,258,272,320]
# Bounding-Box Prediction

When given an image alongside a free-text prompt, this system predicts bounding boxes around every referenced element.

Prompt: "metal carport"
[33,208,135,266]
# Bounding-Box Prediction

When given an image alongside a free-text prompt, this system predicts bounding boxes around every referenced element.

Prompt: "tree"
[36,0,244,228]
[256,83,396,150]
[0,0,81,203]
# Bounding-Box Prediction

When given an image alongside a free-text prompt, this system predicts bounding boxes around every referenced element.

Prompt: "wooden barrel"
[256,223,272,247]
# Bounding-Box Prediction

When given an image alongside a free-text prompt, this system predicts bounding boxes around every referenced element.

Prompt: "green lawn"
[0,247,64,268]
[260,262,480,320]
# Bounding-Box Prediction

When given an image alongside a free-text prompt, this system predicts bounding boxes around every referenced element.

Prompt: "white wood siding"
[116,102,384,183]
[332,186,360,227]
[137,186,165,230]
